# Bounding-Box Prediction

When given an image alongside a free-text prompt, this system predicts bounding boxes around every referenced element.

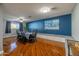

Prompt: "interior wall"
[3,19,17,38]
[3,16,27,38]
[72,4,79,41]
[0,5,3,53]
[28,14,71,36]
[37,33,72,42]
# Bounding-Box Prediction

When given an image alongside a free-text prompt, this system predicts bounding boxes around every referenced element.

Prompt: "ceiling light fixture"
[18,17,25,22]
[19,19,23,22]
[40,7,51,13]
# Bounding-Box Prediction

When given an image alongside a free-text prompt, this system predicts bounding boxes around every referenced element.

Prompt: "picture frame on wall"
[44,19,59,30]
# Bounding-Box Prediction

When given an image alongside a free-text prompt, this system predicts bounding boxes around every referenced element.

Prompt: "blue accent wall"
[27,14,71,36]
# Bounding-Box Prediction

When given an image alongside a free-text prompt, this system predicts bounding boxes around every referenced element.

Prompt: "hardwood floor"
[3,37,65,56]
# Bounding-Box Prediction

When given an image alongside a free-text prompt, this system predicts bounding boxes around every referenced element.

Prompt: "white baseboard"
[37,33,73,42]
[3,34,17,38]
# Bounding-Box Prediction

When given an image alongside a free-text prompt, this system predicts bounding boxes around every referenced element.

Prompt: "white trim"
[3,34,17,38]
[37,33,73,42]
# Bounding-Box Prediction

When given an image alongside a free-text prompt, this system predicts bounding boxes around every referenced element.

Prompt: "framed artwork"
[44,19,59,30]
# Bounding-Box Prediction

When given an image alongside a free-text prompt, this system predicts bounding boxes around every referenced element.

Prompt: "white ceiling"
[3,3,76,22]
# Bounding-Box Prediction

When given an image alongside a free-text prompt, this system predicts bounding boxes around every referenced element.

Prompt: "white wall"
[72,4,79,41]
[3,16,17,38]
[3,20,17,38]
[0,5,3,53]
[37,33,72,42]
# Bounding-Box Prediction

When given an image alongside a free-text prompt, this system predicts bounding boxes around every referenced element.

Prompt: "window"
[44,19,59,30]
[11,22,20,29]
